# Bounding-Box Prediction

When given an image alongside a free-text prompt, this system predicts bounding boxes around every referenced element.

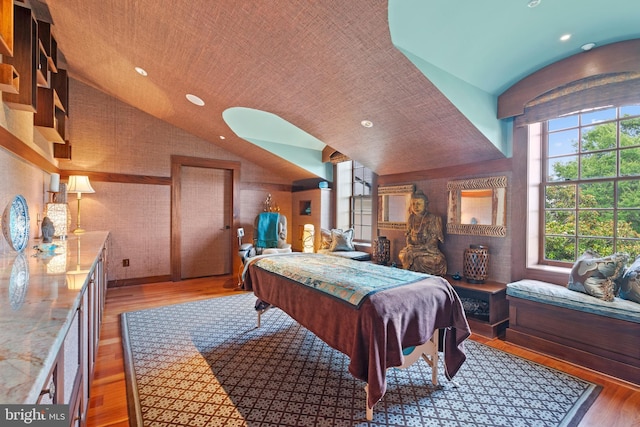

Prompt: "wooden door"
[180,166,232,278]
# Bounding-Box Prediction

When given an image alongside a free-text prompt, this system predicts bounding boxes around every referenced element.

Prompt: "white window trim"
[526,122,572,275]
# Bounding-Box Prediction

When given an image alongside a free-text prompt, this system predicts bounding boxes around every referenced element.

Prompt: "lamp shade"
[302,224,315,253]
[45,203,71,238]
[67,175,95,194]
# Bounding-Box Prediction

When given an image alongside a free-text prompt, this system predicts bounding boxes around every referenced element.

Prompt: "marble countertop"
[0,231,109,404]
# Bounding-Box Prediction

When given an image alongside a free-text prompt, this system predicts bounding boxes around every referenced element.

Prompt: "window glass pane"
[578,237,613,256]
[620,147,640,176]
[620,117,640,147]
[580,123,617,152]
[545,236,575,262]
[541,104,639,264]
[617,210,640,238]
[545,210,575,234]
[548,115,578,131]
[545,184,575,209]
[578,182,613,208]
[581,107,616,125]
[578,210,613,237]
[356,225,372,241]
[547,156,578,181]
[580,151,616,179]
[351,195,372,241]
[620,105,640,118]
[353,162,372,196]
[547,129,578,156]
[618,180,640,208]
[617,239,640,260]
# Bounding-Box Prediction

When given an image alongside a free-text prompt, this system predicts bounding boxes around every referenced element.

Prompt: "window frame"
[350,161,373,243]
[537,105,640,267]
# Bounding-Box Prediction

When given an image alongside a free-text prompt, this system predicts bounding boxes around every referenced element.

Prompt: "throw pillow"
[320,228,332,250]
[329,228,355,252]
[617,255,640,304]
[567,250,628,302]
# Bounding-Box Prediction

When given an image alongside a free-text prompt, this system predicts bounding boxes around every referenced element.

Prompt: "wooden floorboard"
[86,276,640,427]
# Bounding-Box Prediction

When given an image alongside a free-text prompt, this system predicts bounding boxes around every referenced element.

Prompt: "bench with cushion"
[318,227,371,261]
[506,279,640,384]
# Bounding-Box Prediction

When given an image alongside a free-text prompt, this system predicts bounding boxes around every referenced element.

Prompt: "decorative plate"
[2,195,30,252]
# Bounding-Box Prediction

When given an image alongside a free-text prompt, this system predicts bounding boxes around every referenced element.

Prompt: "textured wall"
[0,148,49,255]
[58,79,293,284]
[380,173,513,284]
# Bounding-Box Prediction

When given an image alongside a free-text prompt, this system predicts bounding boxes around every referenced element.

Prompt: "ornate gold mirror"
[378,184,415,230]
[446,176,507,237]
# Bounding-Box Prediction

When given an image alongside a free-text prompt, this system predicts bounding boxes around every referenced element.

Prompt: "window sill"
[524,264,571,286]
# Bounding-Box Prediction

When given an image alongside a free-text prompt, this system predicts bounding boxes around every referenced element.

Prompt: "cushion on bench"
[507,279,640,324]
[318,249,371,261]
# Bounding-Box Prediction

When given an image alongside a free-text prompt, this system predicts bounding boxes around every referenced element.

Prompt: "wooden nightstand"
[446,277,509,338]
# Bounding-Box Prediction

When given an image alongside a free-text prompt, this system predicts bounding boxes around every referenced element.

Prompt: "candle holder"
[463,244,489,283]
[373,235,391,265]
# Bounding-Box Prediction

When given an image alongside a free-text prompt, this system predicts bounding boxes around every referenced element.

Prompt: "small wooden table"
[446,277,509,338]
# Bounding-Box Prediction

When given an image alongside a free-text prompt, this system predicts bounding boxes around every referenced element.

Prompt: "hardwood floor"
[87,276,640,427]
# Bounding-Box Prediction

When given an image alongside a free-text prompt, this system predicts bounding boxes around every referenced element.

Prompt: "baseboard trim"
[108,275,173,288]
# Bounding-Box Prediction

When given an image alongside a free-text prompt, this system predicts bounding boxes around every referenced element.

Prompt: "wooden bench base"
[506,296,640,385]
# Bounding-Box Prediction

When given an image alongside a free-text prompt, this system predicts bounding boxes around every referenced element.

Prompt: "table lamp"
[67,175,95,234]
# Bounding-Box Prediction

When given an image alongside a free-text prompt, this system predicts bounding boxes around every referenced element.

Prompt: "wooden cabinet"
[447,277,509,338]
[291,188,332,252]
[31,236,109,426]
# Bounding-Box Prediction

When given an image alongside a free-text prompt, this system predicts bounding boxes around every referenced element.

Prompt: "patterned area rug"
[122,293,601,426]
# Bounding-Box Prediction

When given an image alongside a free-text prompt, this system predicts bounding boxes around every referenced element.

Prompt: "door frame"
[170,155,240,281]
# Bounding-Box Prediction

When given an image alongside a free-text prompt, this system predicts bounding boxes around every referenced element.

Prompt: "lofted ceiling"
[39,0,640,183]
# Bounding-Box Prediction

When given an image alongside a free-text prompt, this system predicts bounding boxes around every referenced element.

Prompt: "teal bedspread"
[254,253,429,307]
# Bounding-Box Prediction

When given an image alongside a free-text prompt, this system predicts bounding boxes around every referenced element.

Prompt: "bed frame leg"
[364,384,373,420]
[255,306,270,328]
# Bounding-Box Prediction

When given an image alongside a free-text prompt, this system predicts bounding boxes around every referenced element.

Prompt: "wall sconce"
[302,224,315,253]
[67,175,95,234]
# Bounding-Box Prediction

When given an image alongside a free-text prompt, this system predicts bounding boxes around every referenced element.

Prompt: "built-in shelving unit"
[2,4,37,112]
[1,3,71,156]
[447,277,509,338]
[0,63,19,94]
[291,188,333,252]
[0,0,13,57]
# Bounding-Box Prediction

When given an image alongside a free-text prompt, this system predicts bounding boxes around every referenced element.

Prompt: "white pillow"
[329,228,355,251]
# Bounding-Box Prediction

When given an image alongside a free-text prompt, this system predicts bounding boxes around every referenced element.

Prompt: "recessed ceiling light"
[581,42,596,51]
[186,94,205,106]
[527,0,541,8]
[361,120,373,128]
[219,135,226,140]
[134,67,148,76]
[560,34,571,42]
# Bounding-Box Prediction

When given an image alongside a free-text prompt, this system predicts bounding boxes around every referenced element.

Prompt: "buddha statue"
[398,190,447,276]
[41,216,55,243]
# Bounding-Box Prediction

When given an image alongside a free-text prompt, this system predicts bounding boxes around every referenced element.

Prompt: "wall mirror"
[378,184,415,230]
[446,176,507,237]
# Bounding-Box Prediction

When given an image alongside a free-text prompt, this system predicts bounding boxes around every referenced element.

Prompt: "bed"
[242,253,470,419]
